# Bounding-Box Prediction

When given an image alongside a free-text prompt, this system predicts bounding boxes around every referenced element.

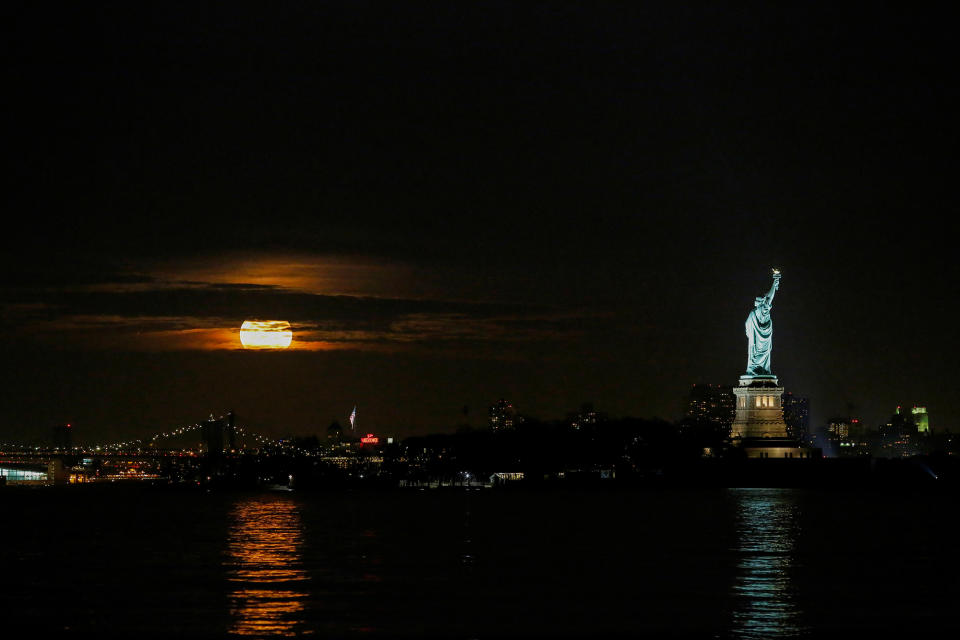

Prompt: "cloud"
[2,251,612,355]
[148,252,417,298]
[10,302,601,355]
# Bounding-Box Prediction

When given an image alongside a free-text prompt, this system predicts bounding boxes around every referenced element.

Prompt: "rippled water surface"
[227,499,309,636]
[2,487,956,636]
[729,489,804,638]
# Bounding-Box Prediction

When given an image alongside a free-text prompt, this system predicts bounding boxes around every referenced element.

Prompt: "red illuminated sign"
[360,434,379,444]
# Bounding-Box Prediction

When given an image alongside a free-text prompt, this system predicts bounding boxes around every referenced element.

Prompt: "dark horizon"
[3,3,956,442]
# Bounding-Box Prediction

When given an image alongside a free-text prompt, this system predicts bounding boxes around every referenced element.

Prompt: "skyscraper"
[781,392,810,442]
[911,406,930,434]
[827,418,851,444]
[685,384,735,433]
[51,423,73,450]
[488,399,517,431]
[880,406,920,457]
[568,402,605,430]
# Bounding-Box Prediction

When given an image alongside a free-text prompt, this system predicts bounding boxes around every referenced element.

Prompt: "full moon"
[239,320,293,349]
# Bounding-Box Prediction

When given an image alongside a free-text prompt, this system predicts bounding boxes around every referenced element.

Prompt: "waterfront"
[2,487,956,637]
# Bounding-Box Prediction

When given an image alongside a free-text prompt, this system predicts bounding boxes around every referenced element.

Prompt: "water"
[729,489,804,638]
[227,499,309,636]
[2,486,956,636]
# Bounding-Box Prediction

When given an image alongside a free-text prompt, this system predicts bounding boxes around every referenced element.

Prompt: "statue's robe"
[745,303,773,376]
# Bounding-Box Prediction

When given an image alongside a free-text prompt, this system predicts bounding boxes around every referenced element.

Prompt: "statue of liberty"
[744,269,781,377]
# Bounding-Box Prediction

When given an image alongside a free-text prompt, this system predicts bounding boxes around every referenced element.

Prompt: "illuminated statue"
[744,269,781,377]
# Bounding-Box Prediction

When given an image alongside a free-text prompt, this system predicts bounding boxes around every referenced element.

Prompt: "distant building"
[826,417,853,448]
[489,399,517,431]
[568,402,605,430]
[685,384,735,433]
[822,417,874,456]
[911,406,930,434]
[879,406,919,457]
[781,393,810,442]
[52,424,73,450]
[327,420,343,442]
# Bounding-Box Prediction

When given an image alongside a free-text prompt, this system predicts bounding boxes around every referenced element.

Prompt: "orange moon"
[239,320,293,349]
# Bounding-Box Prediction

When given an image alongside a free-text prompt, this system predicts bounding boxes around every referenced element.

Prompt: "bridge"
[0,412,313,486]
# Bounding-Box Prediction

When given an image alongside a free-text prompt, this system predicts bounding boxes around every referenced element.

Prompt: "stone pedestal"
[731,375,815,459]
[731,375,789,439]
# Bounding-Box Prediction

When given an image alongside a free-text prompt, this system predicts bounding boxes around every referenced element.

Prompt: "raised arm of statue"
[765,275,779,306]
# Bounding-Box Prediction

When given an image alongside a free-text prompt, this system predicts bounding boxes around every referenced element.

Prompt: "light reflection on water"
[225,496,311,636]
[728,488,805,639]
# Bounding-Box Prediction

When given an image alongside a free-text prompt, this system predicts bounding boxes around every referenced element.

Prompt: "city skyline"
[2,4,956,441]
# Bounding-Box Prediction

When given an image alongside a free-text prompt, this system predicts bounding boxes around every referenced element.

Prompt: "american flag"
[349,406,357,430]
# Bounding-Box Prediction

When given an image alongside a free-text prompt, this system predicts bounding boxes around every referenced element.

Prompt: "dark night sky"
[2,3,957,441]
